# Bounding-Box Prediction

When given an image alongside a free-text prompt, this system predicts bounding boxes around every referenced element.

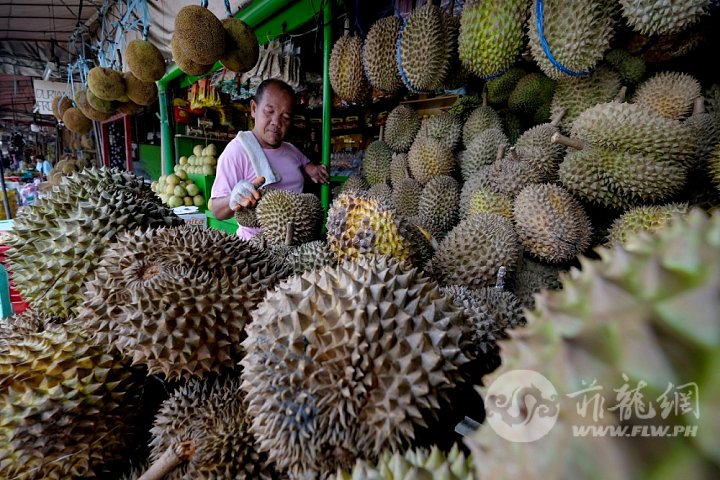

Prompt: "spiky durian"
[75,88,112,121]
[0,322,144,479]
[367,183,394,206]
[528,0,616,80]
[124,71,158,106]
[461,128,508,180]
[459,167,495,217]
[363,16,404,93]
[513,183,592,263]
[448,94,483,122]
[458,0,528,79]
[362,140,393,186]
[86,88,114,113]
[407,136,456,184]
[330,34,368,102]
[397,3,451,92]
[430,213,521,288]
[508,72,556,116]
[148,375,274,479]
[487,67,526,104]
[510,256,563,309]
[284,240,337,274]
[73,226,287,379]
[173,5,225,65]
[125,39,166,82]
[220,18,259,73]
[418,111,463,151]
[390,153,410,187]
[417,175,460,234]
[62,107,93,134]
[255,190,323,246]
[550,66,621,131]
[711,144,720,191]
[468,209,720,479]
[467,189,514,220]
[342,174,369,192]
[337,445,476,480]
[171,34,213,76]
[619,0,712,36]
[632,71,702,120]
[87,66,126,101]
[462,105,503,146]
[241,255,470,478]
[607,203,689,244]
[384,104,421,153]
[515,122,566,171]
[489,154,544,198]
[392,177,423,218]
[604,49,646,85]
[51,95,73,120]
[234,205,260,228]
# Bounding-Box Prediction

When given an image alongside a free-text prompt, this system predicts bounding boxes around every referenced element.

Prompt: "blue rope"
[482,70,506,81]
[535,0,589,77]
[224,0,233,17]
[201,0,209,8]
[141,0,151,39]
[396,20,420,92]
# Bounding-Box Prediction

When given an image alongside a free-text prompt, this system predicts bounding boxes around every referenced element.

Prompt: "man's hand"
[229,177,265,210]
[304,163,329,184]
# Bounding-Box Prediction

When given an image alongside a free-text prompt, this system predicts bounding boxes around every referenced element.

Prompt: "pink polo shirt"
[211,135,310,240]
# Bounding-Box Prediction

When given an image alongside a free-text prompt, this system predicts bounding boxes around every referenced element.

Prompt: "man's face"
[251,85,294,148]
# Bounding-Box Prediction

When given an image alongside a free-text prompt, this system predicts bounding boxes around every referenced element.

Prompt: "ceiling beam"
[0,38,73,43]
[0,16,81,19]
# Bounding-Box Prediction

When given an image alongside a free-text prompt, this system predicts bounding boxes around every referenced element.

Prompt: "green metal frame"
[157,0,332,211]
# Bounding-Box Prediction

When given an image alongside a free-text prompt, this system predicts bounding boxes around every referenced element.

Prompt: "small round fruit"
[174,185,187,197]
[184,196,194,206]
[186,184,200,196]
[193,194,205,207]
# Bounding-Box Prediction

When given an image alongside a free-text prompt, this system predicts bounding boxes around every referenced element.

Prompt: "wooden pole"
[551,133,586,150]
[137,440,196,480]
[550,107,566,127]
[693,96,705,115]
[285,221,295,246]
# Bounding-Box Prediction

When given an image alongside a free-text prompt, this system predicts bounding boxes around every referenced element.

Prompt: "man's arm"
[304,162,329,184]
[211,195,234,220]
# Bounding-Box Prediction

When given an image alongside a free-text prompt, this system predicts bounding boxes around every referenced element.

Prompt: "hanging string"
[141,0,151,39]
[224,0,233,17]
[201,0,209,8]
[535,0,590,77]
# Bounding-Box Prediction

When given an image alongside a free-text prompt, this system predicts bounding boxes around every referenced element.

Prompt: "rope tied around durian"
[225,0,233,17]
[535,0,591,77]
[396,19,423,93]
[200,0,209,8]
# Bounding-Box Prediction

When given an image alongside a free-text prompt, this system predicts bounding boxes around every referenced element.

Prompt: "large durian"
[607,203,689,244]
[392,177,423,218]
[487,66,526,105]
[330,35,368,103]
[510,256,563,309]
[418,175,461,234]
[0,321,144,479]
[468,209,720,479]
[632,71,702,120]
[87,66,126,101]
[73,226,286,379]
[460,128,508,180]
[51,95,73,120]
[417,111,463,151]
[467,189,514,220]
[124,71,158,106]
[514,120,567,178]
[619,0,713,36]
[458,0,528,79]
[389,152,410,187]
[5,168,180,317]
[513,183,592,263]
[173,5,226,66]
[241,255,470,478]
[550,66,621,131]
[430,213,521,288]
[125,39,166,82]
[459,167,495,217]
[148,375,274,479]
[363,16,404,93]
[75,88,112,122]
[489,150,544,198]
[220,18,259,73]
[384,104,421,153]
[604,49,646,85]
[62,107,93,134]
[397,3,451,92]
[462,105,503,146]
[407,136,456,184]
[508,72,556,117]
[171,35,214,76]
[528,0,616,80]
[367,182,394,206]
[341,173,369,192]
[284,240,337,274]
[256,189,324,246]
[362,140,393,186]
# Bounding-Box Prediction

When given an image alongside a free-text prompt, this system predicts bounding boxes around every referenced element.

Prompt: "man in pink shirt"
[210,78,328,239]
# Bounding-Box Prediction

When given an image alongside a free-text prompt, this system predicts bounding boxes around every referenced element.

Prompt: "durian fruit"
[124,71,158,106]
[326,191,429,265]
[148,375,274,479]
[443,12,474,90]
[62,107,93,134]
[502,110,525,144]
[448,94,483,122]
[458,0,528,79]
[74,226,287,379]
[341,174,369,192]
[418,175,460,234]
[171,35,214,76]
[363,16,404,93]
[51,95,73,120]
[685,100,720,166]
[0,321,144,479]
[430,213,521,288]
[710,144,720,192]
[467,189,514,220]
[619,0,712,36]
[510,256,563,309]
[241,255,470,478]
[362,140,393,186]
[632,71,702,120]
[487,66,526,105]
[284,240,337,274]
[256,190,323,246]
[87,66,126,101]
[234,204,260,228]
[330,35,368,103]
[220,18,259,73]
[86,88,115,113]
[461,128,509,180]
[397,3,451,92]
[173,5,226,66]
[392,177,423,218]
[418,111,463,151]
[407,136,456,184]
[515,119,567,174]
[607,203,689,244]
[489,151,544,198]
[384,104,421,153]
[468,209,720,479]
[513,183,592,263]
[75,88,112,121]
[528,0,616,80]
[389,152,410,187]
[508,72,556,117]
[6,168,181,317]
[551,66,621,131]
[459,167,495,217]
[337,444,476,480]
[367,182,394,206]
[125,39,166,82]
[462,104,503,146]
[604,49,646,85]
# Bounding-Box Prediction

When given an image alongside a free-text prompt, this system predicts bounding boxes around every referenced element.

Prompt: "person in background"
[210,78,328,240]
[36,155,52,178]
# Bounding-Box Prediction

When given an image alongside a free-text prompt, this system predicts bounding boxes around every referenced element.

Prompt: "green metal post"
[321,0,332,214]
[157,81,173,177]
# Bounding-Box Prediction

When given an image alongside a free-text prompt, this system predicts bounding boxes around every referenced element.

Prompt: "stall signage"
[32,80,70,115]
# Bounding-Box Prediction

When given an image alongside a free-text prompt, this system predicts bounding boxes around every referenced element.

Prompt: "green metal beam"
[320,0,332,216]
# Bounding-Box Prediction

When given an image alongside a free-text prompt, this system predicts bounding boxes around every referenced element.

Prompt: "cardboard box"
[177,212,207,228]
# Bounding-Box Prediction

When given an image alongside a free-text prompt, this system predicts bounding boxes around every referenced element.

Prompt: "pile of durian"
[2,1,719,479]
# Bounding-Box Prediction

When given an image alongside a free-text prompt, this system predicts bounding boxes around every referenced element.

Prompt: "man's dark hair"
[36,154,45,161]
[254,78,296,105]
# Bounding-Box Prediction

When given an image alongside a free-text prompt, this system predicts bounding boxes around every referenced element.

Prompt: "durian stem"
[495,266,506,290]
[551,133,585,150]
[693,96,705,115]
[138,440,195,480]
[550,107,566,127]
[285,221,295,246]
[481,89,487,107]
[613,86,627,103]
[496,143,506,162]
[508,146,519,161]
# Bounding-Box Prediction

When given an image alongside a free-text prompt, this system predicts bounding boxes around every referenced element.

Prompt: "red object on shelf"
[0,244,29,314]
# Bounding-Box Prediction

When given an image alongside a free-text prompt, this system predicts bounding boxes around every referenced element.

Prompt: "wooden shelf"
[401,95,459,117]
[174,134,231,143]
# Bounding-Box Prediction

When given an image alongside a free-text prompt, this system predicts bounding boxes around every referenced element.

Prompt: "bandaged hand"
[229,177,264,210]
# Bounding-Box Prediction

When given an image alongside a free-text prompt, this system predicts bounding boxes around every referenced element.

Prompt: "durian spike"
[693,96,705,115]
[285,221,295,246]
[550,107,566,127]
[613,86,628,103]
[496,143,506,162]
[138,441,196,480]
[495,265,506,290]
[550,132,586,150]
